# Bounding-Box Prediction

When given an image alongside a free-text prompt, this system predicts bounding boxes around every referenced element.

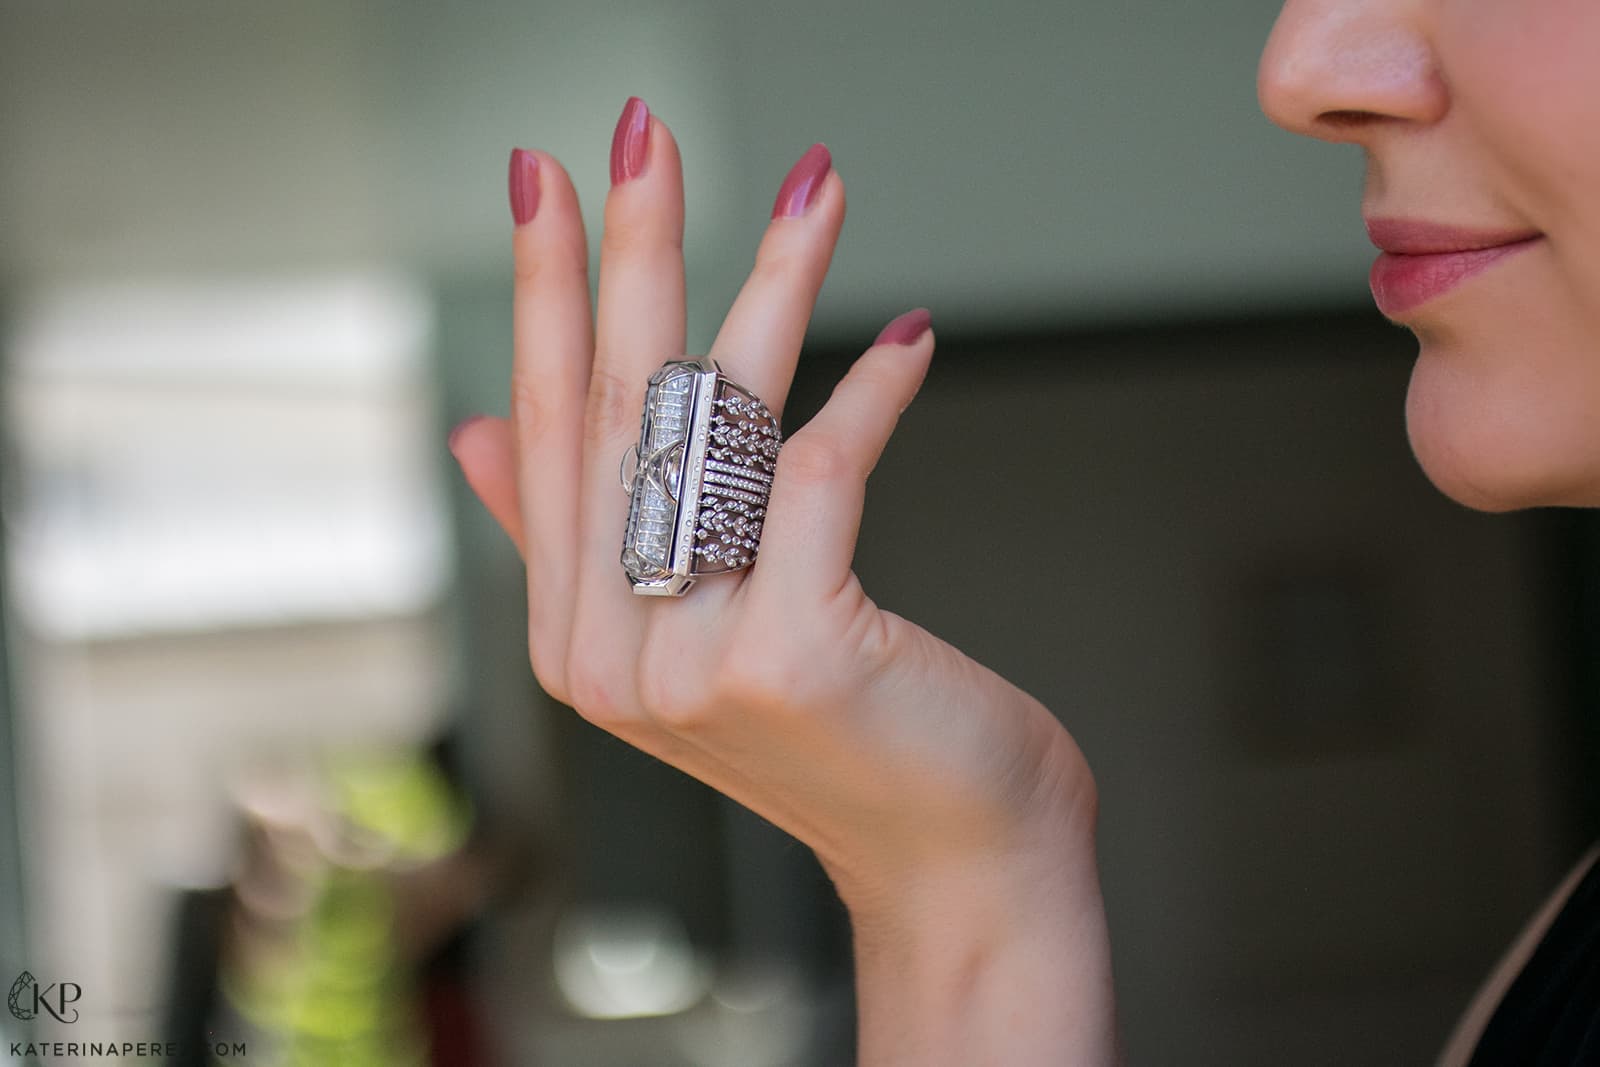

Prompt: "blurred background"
[2,1,1599,1064]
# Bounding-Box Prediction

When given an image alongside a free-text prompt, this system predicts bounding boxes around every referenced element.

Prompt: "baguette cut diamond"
[621,365,696,579]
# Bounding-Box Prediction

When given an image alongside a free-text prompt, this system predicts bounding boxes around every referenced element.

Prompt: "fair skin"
[451,1,1600,1062]
[1260,0,1600,514]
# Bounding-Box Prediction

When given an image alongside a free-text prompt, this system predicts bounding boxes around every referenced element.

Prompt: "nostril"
[1320,109,1383,129]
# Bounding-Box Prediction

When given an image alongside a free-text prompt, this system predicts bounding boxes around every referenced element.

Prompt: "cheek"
[1412,1,1600,510]
[1443,0,1600,227]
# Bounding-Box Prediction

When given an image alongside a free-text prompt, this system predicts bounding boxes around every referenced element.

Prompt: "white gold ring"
[619,357,782,596]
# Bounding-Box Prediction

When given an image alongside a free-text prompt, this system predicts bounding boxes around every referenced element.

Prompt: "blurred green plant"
[218,748,472,1067]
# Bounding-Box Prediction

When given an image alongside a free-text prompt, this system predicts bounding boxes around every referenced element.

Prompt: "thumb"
[447,414,526,554]
[751,308,934,603]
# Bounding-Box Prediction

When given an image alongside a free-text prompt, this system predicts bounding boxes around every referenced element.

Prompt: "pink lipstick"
[1365,218,1542,318]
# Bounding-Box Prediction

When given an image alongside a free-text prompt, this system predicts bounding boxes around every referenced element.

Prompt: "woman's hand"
[449,97,1117,1063]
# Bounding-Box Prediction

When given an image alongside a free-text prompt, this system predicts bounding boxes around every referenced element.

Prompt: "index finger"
[509,146,593,696]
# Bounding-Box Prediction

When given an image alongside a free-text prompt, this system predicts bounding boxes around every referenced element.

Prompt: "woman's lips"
[1364,218,1543,318]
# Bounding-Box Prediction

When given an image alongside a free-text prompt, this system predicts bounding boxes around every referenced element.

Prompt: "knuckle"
[564,653,632,727]
[775,434,857,487]
[527,624,569,707]
[638,668,711,731]
[715,642,809,715]
[514,231,589,286]
[858,605,900,679]
[511,373,558,444]
[599,219,640,259]
[582,366,636,449]
[599,215,682,259]
[747,246,806,289]
[635,636,717,730]
[842,356,904,401]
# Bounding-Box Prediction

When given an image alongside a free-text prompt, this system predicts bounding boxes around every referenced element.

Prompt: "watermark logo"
[8,971,82,1023]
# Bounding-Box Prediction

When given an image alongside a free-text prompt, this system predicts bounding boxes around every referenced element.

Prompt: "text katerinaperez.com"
[9,1040,248,1058]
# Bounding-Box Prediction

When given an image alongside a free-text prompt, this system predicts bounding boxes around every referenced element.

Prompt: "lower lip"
[1368,237,1542,317]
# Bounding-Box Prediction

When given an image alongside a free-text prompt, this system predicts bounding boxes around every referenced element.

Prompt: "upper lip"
[1364,217,1543,255]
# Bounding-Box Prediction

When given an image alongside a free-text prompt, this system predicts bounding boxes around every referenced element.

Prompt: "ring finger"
[637,144,847,729]
[645,142,846,638]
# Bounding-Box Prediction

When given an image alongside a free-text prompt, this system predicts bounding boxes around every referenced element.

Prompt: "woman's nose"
[1257,0,1448,143]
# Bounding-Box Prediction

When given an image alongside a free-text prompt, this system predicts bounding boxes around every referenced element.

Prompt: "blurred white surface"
[5,273,447,639]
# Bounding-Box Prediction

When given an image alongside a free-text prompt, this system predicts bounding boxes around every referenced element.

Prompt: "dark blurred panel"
[438,300,1597,1065]
[1548,510,1600,846]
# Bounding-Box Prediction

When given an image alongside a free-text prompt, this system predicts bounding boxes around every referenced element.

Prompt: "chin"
[1404,346,1600,513]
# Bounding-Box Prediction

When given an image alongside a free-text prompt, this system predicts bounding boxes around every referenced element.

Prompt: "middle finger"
[569,96,687,713]
[643,144,846,641]
[647,142,846,631]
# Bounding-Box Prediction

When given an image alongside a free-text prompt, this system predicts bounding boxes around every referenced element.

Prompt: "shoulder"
[1434,841,1600,1067]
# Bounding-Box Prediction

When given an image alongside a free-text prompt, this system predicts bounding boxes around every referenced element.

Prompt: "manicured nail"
[874,308,932,346]
[610,96,650,185]
[448,414,486,452]
[509,148,541,226]
[771,143,832,219]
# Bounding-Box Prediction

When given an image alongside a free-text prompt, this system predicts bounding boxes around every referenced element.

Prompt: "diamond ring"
[619,357,782,596]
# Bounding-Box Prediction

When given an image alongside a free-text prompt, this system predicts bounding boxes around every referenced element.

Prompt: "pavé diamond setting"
[620,357,782,596]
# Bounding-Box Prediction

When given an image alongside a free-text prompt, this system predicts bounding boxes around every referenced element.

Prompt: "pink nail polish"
[610,96,650,185]
[448,414,486,452]
[874,308,932,346]
[771,143,832,219]
[509,148,541,226]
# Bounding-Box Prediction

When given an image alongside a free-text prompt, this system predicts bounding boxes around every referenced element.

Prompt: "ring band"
[618,356,782,596]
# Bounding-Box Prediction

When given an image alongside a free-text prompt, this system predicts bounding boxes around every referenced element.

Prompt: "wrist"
[826,711,1101,921]
[841,830,1118,1066]
[832,731,1117,1064]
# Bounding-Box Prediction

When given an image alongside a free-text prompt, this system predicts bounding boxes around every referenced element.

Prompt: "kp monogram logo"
[7,971,82,1023]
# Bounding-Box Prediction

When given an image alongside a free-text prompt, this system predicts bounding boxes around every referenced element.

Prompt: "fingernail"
[509,148,541,226]
[610,96,650,185]
[874,308,932,346]
[771,143,832,219]
[448,414,486,452]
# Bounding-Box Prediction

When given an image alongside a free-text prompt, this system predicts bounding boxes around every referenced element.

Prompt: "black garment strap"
[1467,846,1600,1066]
